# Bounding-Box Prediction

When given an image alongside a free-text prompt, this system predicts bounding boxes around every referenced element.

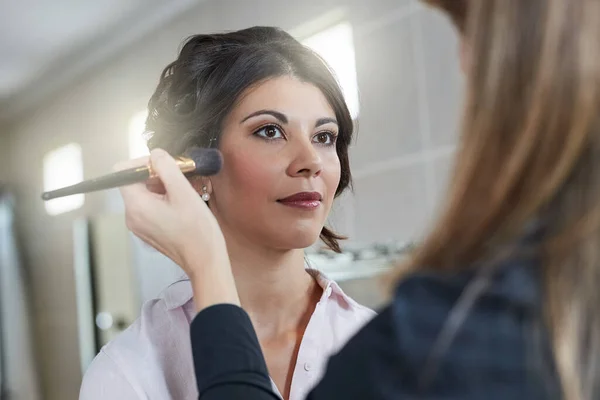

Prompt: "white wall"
[3,0,463,398]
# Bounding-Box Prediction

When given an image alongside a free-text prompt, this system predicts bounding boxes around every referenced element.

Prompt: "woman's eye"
[313,132,337,146]
[254,125,284,140]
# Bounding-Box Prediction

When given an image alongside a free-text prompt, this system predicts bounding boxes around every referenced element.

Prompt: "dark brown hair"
[144,26,354,252]
[411,1,600,398]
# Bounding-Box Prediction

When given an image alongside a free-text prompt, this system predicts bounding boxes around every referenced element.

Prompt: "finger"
[121,186,165,236]
[113,155,159,202]
[146,179,167,195]
[119,180,158,202]
[149,149,197,204]
[120,185,163,231]
[113,156,150,172]
[118,173,164,213]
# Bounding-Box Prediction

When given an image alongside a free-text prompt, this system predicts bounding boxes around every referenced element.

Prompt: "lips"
[277,192,322,209]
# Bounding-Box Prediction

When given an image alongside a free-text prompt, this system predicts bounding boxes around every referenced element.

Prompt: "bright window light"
[43,143,84,216]
[302,22,360,119]
[128,110,150,159]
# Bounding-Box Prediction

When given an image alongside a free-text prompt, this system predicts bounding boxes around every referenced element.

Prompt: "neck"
[221,229,321,337]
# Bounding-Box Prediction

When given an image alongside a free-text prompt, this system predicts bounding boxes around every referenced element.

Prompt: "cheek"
[322,152,342,202]
[217,150,278,204]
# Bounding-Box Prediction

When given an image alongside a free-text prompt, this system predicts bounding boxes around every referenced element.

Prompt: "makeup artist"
[119,0,600,399]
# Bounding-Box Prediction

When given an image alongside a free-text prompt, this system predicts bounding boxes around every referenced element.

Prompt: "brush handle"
[41,148,222,201]
[41,166,150,200]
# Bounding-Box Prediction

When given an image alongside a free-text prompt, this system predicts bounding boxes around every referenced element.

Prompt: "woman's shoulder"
[80,279,197,398]
[384,258,549,397]
[393,257,541,312]
[388,258,542,360]
[105,278,195,351]
[305,269,376,355]
[310,269,376,321]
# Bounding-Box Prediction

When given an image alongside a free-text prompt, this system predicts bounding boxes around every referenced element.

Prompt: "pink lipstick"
[277,192,322,210]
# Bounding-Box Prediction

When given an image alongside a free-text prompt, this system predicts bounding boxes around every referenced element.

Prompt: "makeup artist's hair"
[408,0,600,399]
[145,26,354,253]
[422,0,467,31]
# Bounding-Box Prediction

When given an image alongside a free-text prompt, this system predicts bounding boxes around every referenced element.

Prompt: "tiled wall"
[331,0,463,247]
[1,1,463,398]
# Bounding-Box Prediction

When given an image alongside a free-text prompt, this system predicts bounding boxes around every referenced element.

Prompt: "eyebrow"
[240,110,338,128]
[315,117,338,128]
[240,110,288,124]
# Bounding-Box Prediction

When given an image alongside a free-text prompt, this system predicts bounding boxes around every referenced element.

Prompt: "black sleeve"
[191,304,280,400]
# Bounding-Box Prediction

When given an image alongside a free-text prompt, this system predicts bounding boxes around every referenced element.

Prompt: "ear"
[190,176,212,195]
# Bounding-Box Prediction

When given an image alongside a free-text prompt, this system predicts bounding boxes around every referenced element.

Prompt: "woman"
[117,0,600,398]
[79,27,375,400]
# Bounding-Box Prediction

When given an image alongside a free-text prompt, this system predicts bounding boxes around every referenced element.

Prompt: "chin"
[271,228,321,250]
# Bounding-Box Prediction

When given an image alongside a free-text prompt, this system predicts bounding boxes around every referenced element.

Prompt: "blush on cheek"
[224,149,278,204]
[322,155,342,204]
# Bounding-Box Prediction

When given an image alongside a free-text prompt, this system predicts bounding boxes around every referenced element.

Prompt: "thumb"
[149,149,197,204]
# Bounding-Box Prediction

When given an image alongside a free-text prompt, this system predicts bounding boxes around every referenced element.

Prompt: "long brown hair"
[409,1,600,398]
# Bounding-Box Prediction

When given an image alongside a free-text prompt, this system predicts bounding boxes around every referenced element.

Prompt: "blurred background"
[0,0,463,398]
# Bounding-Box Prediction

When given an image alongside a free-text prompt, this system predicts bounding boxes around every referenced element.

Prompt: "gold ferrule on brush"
[147,157,196,179]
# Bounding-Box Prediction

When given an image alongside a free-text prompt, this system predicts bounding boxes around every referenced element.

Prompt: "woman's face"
[206,76,342,250]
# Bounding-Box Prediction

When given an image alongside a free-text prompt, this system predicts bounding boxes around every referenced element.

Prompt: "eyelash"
[314,131,338,146]
[253,124,338,147]
[253,124,286,141]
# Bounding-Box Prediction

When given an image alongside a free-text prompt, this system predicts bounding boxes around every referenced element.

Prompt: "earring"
[201,185,210,202]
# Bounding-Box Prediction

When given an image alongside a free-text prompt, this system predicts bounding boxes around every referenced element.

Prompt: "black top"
[190,258,560,399]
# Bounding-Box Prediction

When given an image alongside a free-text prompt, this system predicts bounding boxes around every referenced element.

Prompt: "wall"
[0,131,8,182]
[3,0,463,398]
[0,189,42,400]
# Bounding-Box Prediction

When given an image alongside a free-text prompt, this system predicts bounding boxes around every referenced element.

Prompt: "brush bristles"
[187,148,223,176]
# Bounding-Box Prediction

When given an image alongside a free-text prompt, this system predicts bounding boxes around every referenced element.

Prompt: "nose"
[286,139,323,178]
